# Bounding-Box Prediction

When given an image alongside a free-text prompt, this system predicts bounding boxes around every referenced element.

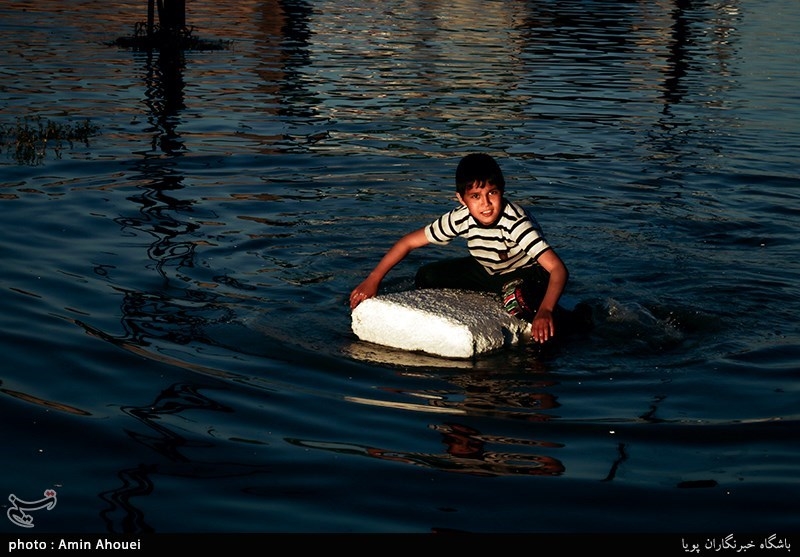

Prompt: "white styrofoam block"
[351,289,531,359]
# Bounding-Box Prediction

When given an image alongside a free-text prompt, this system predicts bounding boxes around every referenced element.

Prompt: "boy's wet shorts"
[502,278,538,322]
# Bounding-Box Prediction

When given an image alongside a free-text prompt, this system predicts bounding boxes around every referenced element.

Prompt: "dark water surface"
[1,0,799,539]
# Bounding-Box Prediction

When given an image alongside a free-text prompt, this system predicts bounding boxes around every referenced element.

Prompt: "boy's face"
[457,181,503,226]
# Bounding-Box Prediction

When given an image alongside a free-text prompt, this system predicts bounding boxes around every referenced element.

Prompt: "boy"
[350,153,584,344]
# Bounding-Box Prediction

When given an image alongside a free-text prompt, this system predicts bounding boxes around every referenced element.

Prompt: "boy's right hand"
[349,281,378,309]
[348,228,428,309]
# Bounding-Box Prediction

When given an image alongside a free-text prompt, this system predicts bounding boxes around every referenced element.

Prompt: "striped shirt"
[424,200,552,276]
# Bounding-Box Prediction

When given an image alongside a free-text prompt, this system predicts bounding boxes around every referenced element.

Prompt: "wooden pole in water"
[159,0,186,32]
[145,0,186,39]
[147,0,155,38]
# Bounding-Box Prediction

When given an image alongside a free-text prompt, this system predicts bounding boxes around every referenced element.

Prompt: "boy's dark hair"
[455,153,506,195]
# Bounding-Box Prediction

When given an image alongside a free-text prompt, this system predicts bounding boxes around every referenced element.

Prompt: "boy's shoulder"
[502,199,530,218]
[502,200,542,230]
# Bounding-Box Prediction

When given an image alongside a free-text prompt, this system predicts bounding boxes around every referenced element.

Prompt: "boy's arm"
[531,249,569,343]
[350,228,429,309]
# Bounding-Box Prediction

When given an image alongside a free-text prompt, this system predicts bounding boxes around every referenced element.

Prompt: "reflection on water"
[336,366,569,477]
[99,383,235,534]
[99,463,155,534]
[141,47,186,155]
[0,385,91,416]
[289,421,566,478]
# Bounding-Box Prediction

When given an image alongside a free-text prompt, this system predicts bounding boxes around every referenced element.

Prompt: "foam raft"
[350,289,531,359]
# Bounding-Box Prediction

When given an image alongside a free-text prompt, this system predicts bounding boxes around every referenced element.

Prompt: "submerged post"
[147,0,155,37]
[146,0,185,38]
[158,0,186,33]
[112,0,226,50]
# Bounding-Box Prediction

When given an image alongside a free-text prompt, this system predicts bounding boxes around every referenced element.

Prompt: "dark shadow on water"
[97,382,271,534]
[141,45,186,156]
[105,0,319,354]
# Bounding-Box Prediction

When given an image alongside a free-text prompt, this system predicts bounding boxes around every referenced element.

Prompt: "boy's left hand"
[531,309,555,343]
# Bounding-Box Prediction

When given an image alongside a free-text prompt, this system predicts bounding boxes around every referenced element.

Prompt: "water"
[1,0,799,540]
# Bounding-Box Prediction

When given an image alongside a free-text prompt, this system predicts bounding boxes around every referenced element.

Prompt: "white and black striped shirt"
[424,200,552,276]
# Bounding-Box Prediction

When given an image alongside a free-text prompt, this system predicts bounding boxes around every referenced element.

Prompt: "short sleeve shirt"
[423,199,552,276]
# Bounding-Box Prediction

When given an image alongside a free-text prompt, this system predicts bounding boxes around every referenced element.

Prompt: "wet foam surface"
[351,289,530,358]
